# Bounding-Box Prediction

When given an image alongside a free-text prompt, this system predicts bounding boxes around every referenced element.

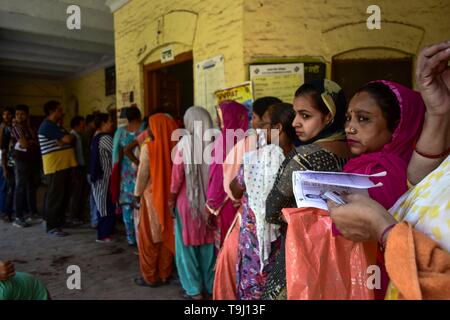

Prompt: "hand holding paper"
[292,170,387,211]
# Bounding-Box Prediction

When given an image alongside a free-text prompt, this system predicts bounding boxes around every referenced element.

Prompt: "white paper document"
[292,171,386,210]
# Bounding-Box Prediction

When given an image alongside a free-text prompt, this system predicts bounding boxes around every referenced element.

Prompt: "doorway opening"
[332,57,413,99]
[143,51,193,121]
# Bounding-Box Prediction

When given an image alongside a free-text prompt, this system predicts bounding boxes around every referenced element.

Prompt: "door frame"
[143,51,193,116]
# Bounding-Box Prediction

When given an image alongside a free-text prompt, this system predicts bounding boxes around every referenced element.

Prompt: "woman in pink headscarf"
[343,80,426,299]
[206,100,249,251]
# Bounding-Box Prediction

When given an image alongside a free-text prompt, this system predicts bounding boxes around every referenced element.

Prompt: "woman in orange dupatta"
[134,113,179,287]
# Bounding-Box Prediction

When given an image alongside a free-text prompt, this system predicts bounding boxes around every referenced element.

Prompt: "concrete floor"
[0,214,183,300]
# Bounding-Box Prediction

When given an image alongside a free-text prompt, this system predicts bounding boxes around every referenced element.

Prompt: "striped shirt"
[91,134,113,217]
[38,119,78,175]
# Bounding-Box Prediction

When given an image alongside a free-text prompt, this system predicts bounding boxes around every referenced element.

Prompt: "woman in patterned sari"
[213,97,281,300]
[231,103,297,300]
[262,79,352,300]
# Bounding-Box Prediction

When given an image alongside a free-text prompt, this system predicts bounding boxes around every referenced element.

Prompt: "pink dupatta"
[206,101,249,248]
[344,80,425,209]
[343,80,425,299]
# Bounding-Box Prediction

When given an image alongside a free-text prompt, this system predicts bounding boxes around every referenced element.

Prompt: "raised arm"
[410,40,450,184]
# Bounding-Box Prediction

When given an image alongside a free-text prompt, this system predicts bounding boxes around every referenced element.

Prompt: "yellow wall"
[243,0,450,86]
[113,0,245,114]
[113,0,450,112]
[0,68,115,128]
[63,68,116,120]
[0,78,64,116]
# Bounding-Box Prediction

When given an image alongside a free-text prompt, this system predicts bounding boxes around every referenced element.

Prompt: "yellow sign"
[214,81,253,110]
[214,82,254,121]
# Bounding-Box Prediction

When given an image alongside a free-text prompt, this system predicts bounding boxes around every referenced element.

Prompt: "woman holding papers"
[329,157,450,300]
[343,80,426,299]
[330,39,450,300]
[263,79,352,300]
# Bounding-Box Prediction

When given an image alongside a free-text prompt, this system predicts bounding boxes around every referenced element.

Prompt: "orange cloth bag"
[283,208,374,300]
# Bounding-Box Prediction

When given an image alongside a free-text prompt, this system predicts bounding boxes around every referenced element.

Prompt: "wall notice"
[195,55,226,118]
[160,46,174,63]
[215,81,253,108]
[215,81,253,121]
[250,63,304,103]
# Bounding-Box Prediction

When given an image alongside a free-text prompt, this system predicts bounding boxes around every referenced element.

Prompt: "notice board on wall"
[195,55,226,118]
[249,62,326,102]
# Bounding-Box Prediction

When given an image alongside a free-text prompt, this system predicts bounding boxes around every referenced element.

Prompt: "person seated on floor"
[0,260,50,300]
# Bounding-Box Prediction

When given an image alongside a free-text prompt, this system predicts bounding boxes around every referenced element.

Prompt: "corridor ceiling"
[0,0,115,81]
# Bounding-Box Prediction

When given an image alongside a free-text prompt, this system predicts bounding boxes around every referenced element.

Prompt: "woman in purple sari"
[206,100,249,251]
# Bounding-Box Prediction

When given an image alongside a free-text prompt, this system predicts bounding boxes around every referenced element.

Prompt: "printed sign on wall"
[195,55,226,118]
[250,63,304,103]
[214,81,254,120]
[160,46,174,63]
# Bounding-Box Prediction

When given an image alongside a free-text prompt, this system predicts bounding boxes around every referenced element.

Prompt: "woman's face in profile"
[345,91,393,156]
[292,94,332,142]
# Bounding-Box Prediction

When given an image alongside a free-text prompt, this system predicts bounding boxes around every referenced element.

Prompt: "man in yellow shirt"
[38,101,78,237]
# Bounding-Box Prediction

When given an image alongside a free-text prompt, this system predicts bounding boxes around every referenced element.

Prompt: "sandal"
[134,277,162,288]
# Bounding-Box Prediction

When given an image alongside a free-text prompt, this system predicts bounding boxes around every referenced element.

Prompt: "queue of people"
[1,40,449,300]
